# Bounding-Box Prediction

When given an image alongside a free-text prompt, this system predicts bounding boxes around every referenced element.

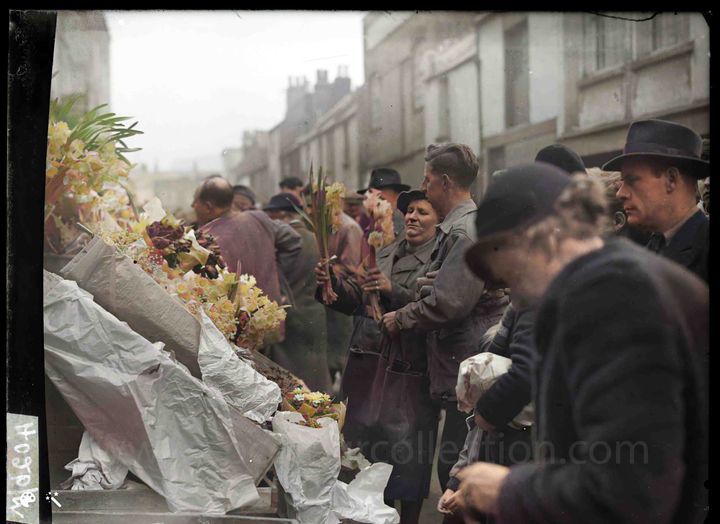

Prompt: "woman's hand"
[361,267,392,294]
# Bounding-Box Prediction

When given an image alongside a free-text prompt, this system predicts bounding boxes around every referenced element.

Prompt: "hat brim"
[396,190,428,215]
[464,230,519,281]
[357,183,411,194]
[602,152,710,177]
[263,204,297,212]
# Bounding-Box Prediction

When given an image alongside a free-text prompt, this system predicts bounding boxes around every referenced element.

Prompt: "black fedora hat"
[396,190,428,215]
[358,167,410,194]
[465,162,571,279]
[535,144,586,175]
[263,192,303,212]
[602,119,709,178]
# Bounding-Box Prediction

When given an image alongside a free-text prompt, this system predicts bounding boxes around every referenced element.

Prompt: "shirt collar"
[438,199,476,235]
[664,207,703,244]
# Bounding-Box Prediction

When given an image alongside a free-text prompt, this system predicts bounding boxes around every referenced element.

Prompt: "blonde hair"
[523,173,608,257]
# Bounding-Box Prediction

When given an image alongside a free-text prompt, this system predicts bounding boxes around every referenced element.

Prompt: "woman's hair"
[586,167,626,233]
[523,173,608,257]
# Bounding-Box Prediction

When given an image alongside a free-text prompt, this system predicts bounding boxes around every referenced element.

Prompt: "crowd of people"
[187,118,709,524]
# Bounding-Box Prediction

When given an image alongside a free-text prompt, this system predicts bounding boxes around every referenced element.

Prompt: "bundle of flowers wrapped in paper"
[45,97,143,254]
[359,191,396,320]
[294,164,346,304]
[281,387,346,429]
[96,210,287,350]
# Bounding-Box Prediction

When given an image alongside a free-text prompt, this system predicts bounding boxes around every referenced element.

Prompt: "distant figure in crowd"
[343,191,368,226]
[193,177,302,309]
[382,143,509,492]
[232,184,256,212]
[605,119,709,282]
[535,143,586,175]
[263,193,332,392]
[586,167,653,245]
[325,204,365,388]
[699,138,710,215]
[279,176,306,202]
[457,164,708,524]
[358,167,411,237]
[316,190,440,524]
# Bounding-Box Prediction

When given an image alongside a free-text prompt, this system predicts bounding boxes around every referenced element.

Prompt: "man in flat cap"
[605,119,709,282]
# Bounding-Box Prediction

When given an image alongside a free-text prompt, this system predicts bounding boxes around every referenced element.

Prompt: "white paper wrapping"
[60,237,203,377]
[329,463,400,524]
[197,311,281,424]
[456,352,534,427]
[43,271,260,513]
[272,411,399,524]
[61,431,128,491]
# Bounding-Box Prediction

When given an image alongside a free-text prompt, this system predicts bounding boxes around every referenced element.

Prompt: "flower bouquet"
[45,96,143,254]
[359,191,396,321]
[294,163,346,304]
[281,387,346,430]
[95,208,287,350]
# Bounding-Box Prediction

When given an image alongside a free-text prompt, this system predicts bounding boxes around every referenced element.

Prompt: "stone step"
[51,483,280,519]
[50,511,297,524]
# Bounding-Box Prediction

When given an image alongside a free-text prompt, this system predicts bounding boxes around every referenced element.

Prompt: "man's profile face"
[421,165,445,209]
[616,158,670,231]
[192,197,212,225]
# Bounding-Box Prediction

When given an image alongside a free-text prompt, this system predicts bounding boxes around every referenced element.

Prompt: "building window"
[326,131,335,173]
[488,146,506,176]
[412,46,427,110]
[583,13,629,75]
[651,12,690,51]
[504,19,530,128]
[370,74,382,130]
[437,75,450,141]
[342,122,350,168]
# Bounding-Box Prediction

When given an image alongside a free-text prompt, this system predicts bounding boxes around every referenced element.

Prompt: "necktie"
[647,233,666,254]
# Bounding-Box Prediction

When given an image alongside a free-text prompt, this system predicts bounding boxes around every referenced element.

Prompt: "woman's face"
[404,199,439,246]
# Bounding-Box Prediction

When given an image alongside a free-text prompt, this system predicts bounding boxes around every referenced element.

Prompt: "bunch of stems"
[294,163,339,304]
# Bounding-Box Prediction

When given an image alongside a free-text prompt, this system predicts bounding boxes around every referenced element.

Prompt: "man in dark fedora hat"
[604,119,709,282]
[359,167,411,236]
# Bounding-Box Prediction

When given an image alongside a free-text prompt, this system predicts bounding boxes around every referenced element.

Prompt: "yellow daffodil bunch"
[44,97,143,254]
[282,387,344,428]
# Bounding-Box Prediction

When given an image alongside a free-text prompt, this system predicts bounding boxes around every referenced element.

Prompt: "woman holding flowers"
[315,190,440,524]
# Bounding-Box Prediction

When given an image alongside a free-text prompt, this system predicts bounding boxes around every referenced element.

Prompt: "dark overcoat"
[497,238,708,524]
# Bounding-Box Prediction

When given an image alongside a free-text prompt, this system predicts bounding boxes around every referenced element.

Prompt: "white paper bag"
[272,411,399,524]
[44,272,259,513]
[456,352,534,428]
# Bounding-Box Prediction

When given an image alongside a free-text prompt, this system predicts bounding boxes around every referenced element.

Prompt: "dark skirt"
[362,414,439,501]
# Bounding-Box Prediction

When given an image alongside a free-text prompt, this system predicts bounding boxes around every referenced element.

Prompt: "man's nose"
[616,182,629,200]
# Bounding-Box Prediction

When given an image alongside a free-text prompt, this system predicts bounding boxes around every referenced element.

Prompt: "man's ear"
[664,166,680,193]
[442,173,452,190]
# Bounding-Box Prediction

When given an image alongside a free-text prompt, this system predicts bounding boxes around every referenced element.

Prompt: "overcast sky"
[105,10,366,172]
